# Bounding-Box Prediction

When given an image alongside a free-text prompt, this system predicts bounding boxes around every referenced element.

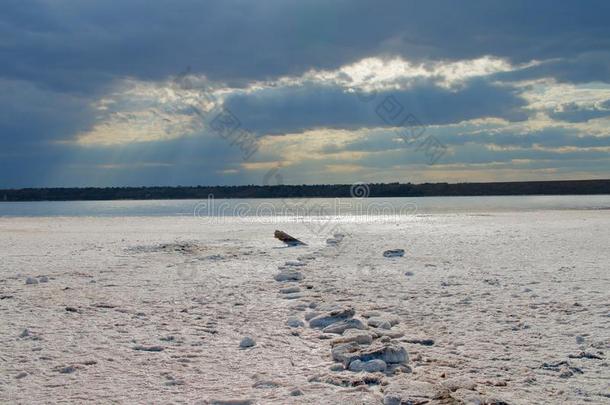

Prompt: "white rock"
[280,286,301,294]
[286,317,304,328]
[333,341,408,366]
[367,316,399,329]
[239,336,256,348]
[331,342,360,363]
[373,330,405,339]
[274,270,304,282]
[377,321,391,329]
[331,330,373,346]
[304,311,320,321]
[361,310,382,318]
[349,359,387,373]
[322,318,367,334]
[309,307,355,328]
[326,233,346,245]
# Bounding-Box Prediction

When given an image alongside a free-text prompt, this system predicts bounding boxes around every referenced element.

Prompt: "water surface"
[1,195,609,217]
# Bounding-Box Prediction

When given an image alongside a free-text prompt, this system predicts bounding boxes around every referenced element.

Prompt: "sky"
[1,0,610,188]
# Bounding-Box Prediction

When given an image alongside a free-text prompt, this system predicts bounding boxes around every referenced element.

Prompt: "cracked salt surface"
[0,211,609,403]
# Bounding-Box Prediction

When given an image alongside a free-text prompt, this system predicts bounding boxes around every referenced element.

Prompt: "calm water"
[0,195,609,217]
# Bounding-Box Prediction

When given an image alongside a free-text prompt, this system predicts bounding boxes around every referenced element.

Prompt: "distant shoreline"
[1,179,609,202]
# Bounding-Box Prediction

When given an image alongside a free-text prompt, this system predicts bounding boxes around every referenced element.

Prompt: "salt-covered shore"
[1,211,609,404]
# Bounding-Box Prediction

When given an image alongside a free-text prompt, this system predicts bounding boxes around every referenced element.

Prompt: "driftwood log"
[274,230,307,246]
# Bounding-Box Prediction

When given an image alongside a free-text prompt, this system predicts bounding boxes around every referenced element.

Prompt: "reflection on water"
[1,195,609,217]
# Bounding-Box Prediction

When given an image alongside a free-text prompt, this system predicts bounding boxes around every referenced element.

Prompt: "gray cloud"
[224,78,528,135]
[493,52,610,84]
[0,79,95,151]
[548,101,610,123]
[0,129,249,188]
[2,0,610,93]
[338,125,610,153]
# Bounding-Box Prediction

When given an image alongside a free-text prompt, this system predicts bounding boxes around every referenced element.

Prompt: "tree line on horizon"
[1,179,609,201]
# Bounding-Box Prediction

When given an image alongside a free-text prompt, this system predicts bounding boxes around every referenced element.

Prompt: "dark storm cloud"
[0,128,248,188]
[224,78,528,135]
[2,0,610,92]
[0,79,95,150]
